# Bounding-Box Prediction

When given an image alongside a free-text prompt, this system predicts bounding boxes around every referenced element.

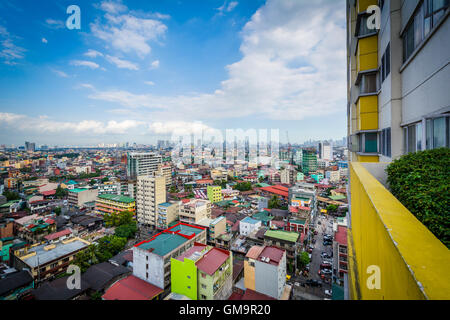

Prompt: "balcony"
[348,162,450,300]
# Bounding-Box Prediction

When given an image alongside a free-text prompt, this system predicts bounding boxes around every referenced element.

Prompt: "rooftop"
[19,238,90,268]
[196,247,230,276]
[264,230,299,243]
[241,217,260,225]
[102,275,163,300]
[97,194,135,204]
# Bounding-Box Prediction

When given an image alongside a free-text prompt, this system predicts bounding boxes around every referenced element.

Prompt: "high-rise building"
[127,152,162,179]
[301,148,318,173]
[25,142,35,153]
[346,0,449,300]
[136,175,166,228]
[318,141,333,160]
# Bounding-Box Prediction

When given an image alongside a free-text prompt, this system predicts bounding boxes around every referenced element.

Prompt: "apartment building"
[156,202,180,230]
[347,0,449,162]
[95,194,136,216]
[132,223,207,294]
[98,183,120,196]
[12,237,90,283]
[136,175,166,228]
[68,188,98,208]
[207,186,223,204]
[263,230,299,269]
[179,199,211,225]
[244,245,287,300]
[157,163,173,188]
[280,168,296,185]
[319,141,333,160]
[239,217,262,237]
[346,0,449,299]
[127,152,162,179]
[170,243,233,300]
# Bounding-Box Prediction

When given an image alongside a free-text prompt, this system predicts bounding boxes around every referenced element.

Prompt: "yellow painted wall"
[357,36,378,73]
[357,95,378,130]
[357,0,378,13]
[244,260,255,291]
[357,155,379,162]
[349,163,450,300]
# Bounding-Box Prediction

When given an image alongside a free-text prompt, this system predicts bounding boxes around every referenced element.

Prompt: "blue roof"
[159,202,173,207]
[241,217,260,225]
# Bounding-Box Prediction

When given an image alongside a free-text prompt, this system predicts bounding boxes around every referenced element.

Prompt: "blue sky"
[0,0,347,146]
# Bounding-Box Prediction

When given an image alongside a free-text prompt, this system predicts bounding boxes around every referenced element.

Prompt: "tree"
[54,207,62,216]
[268,195,281,209]
[115,222,137,239]
[2,190,20,201]
[327,204,338,213]
[55,186,68,199]
[233,182,252,192]
[104,211,134,227]
[89,179,96,186]
[258,176,265,183]
[297,251,311,269]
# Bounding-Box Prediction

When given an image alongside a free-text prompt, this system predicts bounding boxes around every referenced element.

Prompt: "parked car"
[321,263,332,269]
[325,290,332,297]
[322,259,333,265]
[321,269,333,275]
[305,279,322,287]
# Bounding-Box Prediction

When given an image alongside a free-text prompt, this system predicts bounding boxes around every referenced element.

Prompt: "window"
[381,43,390,83]
[425,116,449,149]
[359,132,378,153]
[403,0,449,61]
[404,122,424,153]
[201,284,207,289]
[380,128,392,157]
[360,73,379,94]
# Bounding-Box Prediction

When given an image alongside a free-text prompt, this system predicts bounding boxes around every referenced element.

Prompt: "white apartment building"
[127,152,162,179]
[136,175,166,228]
[178,199,212,225]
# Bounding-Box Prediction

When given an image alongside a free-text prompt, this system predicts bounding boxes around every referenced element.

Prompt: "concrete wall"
[132,248,164,289]
[254,260,279,299]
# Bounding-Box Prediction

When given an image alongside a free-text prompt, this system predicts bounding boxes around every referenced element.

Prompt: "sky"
[0,0,347,147]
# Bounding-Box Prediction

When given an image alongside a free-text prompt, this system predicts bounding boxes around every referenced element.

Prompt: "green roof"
[264,230,299,243]
[137,224,205,256]
[290,219,306,225]
[252,211,274,223]
[69,188,88,193]
[215,200,234,207]
[98,194,135,203]
[256,183,271,188]
[329,195,347,201]
[0,200,20,208]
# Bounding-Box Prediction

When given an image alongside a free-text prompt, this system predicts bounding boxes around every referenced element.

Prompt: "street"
[291,213,334,300]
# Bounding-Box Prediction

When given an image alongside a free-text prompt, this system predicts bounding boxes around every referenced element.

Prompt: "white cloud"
[84,49,104,58]
[70,60,101,69]
[150,60,159,69]
[106,55,139,70]
[42,38,48,44]
[91,1,168,57]
[145,81,155,86]
[217,1,239,14]
[0,25,26,65]
[0,112,216,138]
[45,19,65,29]
[86,0,346,122]
[52,69,69,78]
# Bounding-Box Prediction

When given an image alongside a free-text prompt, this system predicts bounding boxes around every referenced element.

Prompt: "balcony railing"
[348,162,450,300]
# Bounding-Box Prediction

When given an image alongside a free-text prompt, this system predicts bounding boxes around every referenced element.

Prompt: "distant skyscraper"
[302,148,318,174]
[25,141,36,152]
[318,141,333,160]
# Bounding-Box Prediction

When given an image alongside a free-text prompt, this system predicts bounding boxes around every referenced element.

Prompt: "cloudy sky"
[0,0,347,146]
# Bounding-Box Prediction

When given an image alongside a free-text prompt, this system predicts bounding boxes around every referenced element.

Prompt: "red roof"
[258,246,285,266]
[196,179,213,184]
[242,289,276,300]
[228,292,244,300]
[41,190,56,196]
[196,247,230,276]
[335,225,348,246]
[44,229,72,241]
[102,275,163,300]
[260,185,289,198]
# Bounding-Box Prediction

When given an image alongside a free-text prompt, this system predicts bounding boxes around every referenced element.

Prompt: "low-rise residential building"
[95,194,136,216]
[263,230,300,269]
[179,199,211,225]
[334,225,348,285]
[207,186,223,204]
[68,188,98,208]
[156,202,180,230]
[244,245,286,299]
[98,183,120,196]
[171,243,233,300]
[239,217,262,237]
[12,237,90,283]
[15,214,57,244]
[132,223,207,295]
[102,274,164,300]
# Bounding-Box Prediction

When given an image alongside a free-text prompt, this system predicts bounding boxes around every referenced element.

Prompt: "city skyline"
[0,0,347,146]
